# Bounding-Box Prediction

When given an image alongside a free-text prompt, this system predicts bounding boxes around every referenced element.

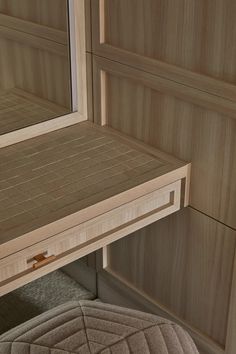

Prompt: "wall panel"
[94,0,236,85]
[90,1,236,353]
[9,43,71,107]
[0,38,14,90]
[0,1,71,107]
[0,0,68,30]
[107,208,236,347]
[93,58,236,229]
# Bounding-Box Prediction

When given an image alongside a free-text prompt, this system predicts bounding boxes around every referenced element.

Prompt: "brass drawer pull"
[32,253,56,269]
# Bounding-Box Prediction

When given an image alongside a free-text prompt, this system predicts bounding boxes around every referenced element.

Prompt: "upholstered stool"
[0,300,199,353]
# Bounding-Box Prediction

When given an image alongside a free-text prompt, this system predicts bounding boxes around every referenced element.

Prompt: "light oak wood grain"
[0,121,189,258]
[0,0,68,31]
[0,24,68,56]
[0,39,71,108]
[0,180,184,297]
[90,2,236,353]
[93,56,236,229]
[0,88,69,135]
[225,249,236,354]
[0,0,90,142]
[0,112,85,148]
[107,208,236,347]
[93,56,236,122]
[74,0,89,119]
[0,0,72,135]
[92,0,236,90]
[0,38,14,90]
[0,181,180,284]
[0,13,67,44]
[86,53,94,121]
[84,0,92,52]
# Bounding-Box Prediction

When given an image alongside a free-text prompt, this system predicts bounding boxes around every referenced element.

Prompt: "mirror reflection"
[0,0,72,135]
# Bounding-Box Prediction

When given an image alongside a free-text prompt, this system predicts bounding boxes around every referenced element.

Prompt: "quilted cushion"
[0,300,199,353]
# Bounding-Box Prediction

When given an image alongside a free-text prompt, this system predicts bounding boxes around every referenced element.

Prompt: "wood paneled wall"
[0,38,14,90]
[108,208,236,347]
[0,0,68,30]
[6,43,71,108]
[102,0,236,84]
[89,1,236,353]
[93,58,236,229]
[0,0,71,108]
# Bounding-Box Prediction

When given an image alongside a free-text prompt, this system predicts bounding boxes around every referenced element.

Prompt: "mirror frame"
[0,0,89,148]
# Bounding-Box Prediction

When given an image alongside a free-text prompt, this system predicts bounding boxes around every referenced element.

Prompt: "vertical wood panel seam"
[93,53,236,120]
[189,206,236,232]
[93,0,236,106]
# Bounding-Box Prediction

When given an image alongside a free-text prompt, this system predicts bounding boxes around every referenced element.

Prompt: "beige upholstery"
[0,300,199,353]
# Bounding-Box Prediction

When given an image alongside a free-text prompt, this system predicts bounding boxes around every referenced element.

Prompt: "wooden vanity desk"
[0,0,190,298]
[0,121,190,296]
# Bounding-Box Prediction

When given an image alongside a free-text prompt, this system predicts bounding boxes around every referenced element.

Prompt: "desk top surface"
[0,122,186,248]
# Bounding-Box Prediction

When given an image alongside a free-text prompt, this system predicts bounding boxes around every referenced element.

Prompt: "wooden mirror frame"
[0,0,89,149]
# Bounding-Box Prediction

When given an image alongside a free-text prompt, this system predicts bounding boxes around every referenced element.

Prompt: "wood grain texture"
[0,37,71,108]
[0,0,90,143]
[93,56,236,122]
[0,181,180,284]
[0,112,85,149]
[0,37,14,90]
[90,2,236,353]
[0,1,69,55]
[107,207,236,347]
[225,250,236,354]
[0,181,185,297]
[0,88,69,135]
[0,0,68,31]
[92,0,236,104]
[86,53,94,121]
[0,121,189,258]
[0,13,67,44]
[93,58,236,229]
[84,0,92,52]
[92,0,236,115]
[74,0,89,118]
[0,25,68,56]
[0,0,72,135]
[93,0,236,85]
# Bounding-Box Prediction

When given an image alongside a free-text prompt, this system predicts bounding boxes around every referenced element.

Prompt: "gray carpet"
[0,270,95,335]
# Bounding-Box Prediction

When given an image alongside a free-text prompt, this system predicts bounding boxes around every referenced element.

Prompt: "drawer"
[0,180,181,289]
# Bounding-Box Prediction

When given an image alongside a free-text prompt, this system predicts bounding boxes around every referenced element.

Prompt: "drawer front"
[0,180,181,285]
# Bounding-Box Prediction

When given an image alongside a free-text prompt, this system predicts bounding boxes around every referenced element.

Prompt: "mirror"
[0,0,74,135]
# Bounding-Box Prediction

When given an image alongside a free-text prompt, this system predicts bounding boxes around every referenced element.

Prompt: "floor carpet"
[0,270,95,334]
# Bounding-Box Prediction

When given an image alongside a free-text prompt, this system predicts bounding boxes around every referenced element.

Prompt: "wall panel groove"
[106,208,236,348]
[90,1,236,353]
[93,56,236,229]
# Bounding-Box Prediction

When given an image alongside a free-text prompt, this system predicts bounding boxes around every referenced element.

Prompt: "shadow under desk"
[0,121,190,296]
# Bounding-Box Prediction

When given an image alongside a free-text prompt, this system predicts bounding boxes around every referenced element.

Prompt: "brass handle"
[32,253,56,269]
